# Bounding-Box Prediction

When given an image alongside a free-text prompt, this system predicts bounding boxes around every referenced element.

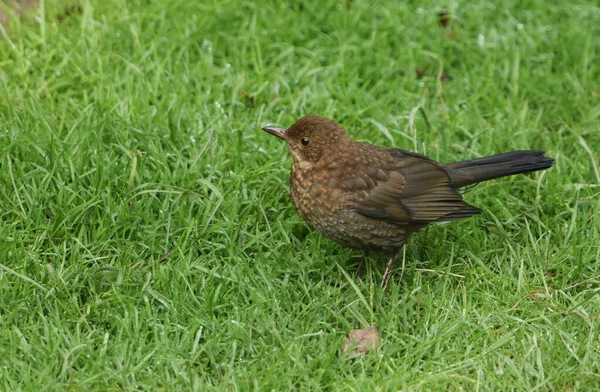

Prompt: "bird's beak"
[261,126,288,141]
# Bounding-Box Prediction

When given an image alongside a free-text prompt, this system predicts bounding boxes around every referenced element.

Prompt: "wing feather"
[349,149,481,224]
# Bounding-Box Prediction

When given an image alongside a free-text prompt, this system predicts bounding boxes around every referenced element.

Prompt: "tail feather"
[443,150,554,189]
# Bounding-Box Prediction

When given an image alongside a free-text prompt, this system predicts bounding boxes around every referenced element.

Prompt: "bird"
[262,115,554,290]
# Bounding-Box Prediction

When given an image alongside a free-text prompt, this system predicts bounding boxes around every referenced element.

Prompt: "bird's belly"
[306,209,411,252]
[290,166,414,252]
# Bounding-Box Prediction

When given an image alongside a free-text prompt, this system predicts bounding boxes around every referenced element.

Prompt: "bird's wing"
[348,149,481,224]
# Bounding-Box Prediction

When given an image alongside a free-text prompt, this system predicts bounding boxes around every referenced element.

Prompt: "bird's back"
[289,142,476,252]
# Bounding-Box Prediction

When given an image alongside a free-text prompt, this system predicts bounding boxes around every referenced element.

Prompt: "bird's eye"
[300,137,310,146]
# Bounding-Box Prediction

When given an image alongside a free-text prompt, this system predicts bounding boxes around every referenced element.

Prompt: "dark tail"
[443,150,554,189]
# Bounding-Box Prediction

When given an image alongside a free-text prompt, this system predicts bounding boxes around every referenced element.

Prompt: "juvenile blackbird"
[262,115,554,289]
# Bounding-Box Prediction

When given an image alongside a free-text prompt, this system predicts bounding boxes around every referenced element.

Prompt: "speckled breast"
[289,163,412,252]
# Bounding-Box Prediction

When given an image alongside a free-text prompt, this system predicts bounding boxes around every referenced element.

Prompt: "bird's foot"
[381,268,393,291]
[380,252,398,291]
[354,256,366,279]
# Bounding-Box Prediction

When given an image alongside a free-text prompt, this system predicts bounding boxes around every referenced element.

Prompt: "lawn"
[1,0,599,390]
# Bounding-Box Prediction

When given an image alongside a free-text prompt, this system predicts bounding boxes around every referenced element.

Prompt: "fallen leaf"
[343,326,380,356]
[440,72,453,83]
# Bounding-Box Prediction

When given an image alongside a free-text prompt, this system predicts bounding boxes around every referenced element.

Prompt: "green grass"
[1,0,599,389]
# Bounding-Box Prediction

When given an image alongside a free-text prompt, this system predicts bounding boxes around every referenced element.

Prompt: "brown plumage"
[262,115,554,289]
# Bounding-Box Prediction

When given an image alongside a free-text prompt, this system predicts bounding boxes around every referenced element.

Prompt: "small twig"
[528,293,555,313]
[395,267,464,279]
[512,290,543,309]
[160,249,175,261]
[511,274,600,320]
[557,273,600,293]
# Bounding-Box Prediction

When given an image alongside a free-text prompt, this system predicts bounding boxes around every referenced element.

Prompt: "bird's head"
[262,115,349,163]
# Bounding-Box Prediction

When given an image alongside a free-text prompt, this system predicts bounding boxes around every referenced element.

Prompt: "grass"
[1,0,599,389]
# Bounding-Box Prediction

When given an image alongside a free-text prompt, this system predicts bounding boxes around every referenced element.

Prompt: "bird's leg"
[354,255,366,278]
[381,251,398,291]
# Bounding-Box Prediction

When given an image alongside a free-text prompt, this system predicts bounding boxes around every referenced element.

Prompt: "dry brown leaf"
[438,11,450,28]
[440,72,453,83]
[343,326,380,356]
